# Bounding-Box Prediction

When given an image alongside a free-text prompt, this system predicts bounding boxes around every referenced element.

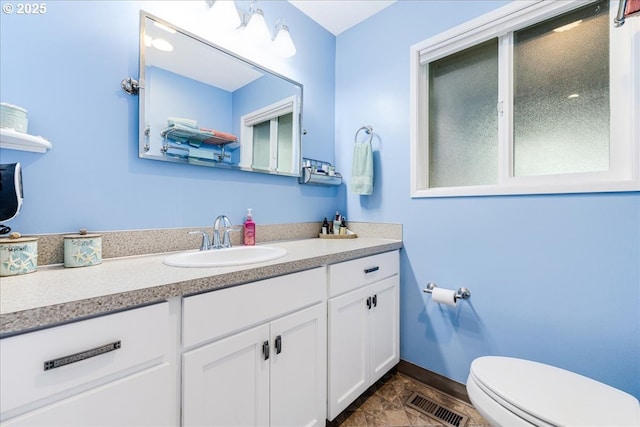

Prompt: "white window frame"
[410,0,640,197]
[240,95,299,173]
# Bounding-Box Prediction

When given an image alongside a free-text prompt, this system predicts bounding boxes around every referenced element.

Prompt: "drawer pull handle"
[262,340,270,360]
[275,335,282,355]
[44,340,121,371]
[364,266,379,274]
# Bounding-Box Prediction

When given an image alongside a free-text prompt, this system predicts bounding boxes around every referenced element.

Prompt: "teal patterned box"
[0,236,37,276]
[64,233,102,268]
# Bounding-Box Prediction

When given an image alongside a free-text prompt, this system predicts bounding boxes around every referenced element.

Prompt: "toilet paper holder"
[423,282,471,301]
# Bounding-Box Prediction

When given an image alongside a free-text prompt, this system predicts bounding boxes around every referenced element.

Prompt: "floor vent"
[406,392,469,427]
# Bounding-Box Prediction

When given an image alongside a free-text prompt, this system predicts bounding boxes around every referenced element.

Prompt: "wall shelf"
[299,158,342,186]
[0,128,52,153]
[300,167,342,186]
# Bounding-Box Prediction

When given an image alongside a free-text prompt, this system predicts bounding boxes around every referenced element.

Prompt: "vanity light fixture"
[273,19,296,58]
[205,0,297,57]
[206,0,241,31]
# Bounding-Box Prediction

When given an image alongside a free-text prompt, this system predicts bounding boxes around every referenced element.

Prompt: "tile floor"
[328,371,489,427]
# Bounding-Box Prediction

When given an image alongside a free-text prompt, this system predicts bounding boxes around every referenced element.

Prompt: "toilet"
[467,356,640,426]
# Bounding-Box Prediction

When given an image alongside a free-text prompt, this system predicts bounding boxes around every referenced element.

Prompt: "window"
[428,39,499,188]
[240,96,299,174]
[248,112,293,172]
[410,0,639,197]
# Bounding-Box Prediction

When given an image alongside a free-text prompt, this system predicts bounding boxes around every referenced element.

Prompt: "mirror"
[138,12,302,177]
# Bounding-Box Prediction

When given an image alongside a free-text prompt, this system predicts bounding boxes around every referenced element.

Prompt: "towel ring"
[354,125,373,145]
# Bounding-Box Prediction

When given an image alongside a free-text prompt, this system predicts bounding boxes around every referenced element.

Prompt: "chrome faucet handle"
[222,226,243,248]
[213,215,232,249]
[188,230,211,251]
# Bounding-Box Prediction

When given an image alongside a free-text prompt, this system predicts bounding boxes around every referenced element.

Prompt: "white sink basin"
[163,245,287,268]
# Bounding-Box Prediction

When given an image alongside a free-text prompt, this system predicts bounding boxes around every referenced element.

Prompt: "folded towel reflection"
[199,128,237,143]
[162,119,237,148]
[167,117,198,129]
[351,141,373,195]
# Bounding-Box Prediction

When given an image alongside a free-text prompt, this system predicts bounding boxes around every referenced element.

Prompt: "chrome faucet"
[213,215,241,249]
[188,215,241,251]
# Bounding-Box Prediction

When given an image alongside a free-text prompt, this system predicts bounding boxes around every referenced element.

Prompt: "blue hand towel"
[351,142,373,195]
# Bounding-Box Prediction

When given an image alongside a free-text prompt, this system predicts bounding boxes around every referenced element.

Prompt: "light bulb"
[151,38,174,52]
[244,8,271,46]
[273,24,296,58]
[209,0,241,31]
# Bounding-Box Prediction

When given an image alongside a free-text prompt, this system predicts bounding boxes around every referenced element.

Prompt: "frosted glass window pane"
[276,113,293,173]
[428,39,498,188]
[513,1,609,177]
[252,121,270,170]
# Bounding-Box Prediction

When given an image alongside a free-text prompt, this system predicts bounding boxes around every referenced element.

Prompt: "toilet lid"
[470,356,640,426]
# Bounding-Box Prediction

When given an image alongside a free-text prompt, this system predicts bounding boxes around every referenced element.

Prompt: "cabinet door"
[183,324,270,427]
[270,303,326,427]
[327,286,371,420]
[369,276,400,384]
[1,364,173,426]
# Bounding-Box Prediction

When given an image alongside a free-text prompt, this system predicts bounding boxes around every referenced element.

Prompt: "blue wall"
[335,1,640,399]
[0,0,340,233]
[1,0,638,402]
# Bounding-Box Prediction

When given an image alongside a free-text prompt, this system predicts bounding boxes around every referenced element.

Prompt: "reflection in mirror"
[139,12,302,176]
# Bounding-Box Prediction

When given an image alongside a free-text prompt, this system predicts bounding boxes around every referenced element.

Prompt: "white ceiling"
[288,0,396,35]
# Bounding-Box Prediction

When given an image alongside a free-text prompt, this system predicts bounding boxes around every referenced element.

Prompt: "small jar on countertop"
[64,229,102,268]
[0,232,38,276]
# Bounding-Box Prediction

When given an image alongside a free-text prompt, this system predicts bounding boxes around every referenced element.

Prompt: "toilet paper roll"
[431,287,457,306]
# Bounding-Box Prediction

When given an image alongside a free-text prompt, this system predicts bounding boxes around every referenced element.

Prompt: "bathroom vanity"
[0,237,401,426]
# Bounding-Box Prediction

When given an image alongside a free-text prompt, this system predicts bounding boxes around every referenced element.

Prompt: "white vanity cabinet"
[0,302,176,426]
[327,251,400,420]
[182,267,327,427]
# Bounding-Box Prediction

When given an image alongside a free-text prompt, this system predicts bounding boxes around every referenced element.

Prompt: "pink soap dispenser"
[244,208,255,246]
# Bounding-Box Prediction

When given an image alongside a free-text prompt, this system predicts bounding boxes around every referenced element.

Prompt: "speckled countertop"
[0,237,402,336]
